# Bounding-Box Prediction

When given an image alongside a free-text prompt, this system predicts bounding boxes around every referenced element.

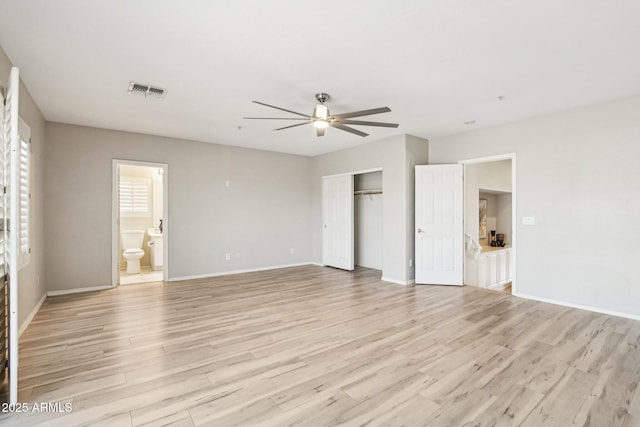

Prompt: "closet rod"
[354,190,383,196]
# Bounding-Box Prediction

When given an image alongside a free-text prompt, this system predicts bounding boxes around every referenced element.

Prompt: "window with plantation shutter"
[17,118,30,269]
[4,66,21,404]
[119,177,151,217]
[0,87,6,278]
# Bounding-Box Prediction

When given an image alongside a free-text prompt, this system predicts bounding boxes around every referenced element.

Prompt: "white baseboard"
[516,292,640,321]
[47,284,114,297]
[169,262,317,282]
[381,276,415,286]
[19,293,47,337]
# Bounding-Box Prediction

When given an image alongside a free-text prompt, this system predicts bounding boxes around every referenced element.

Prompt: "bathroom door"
[415,164,464,285]
[322,174,354,270]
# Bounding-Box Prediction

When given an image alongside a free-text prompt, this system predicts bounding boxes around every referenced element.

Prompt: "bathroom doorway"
[112,160,168,286]
[459,154,516,295]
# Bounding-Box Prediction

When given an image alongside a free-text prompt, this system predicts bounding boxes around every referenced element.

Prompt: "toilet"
[121,230,145,274]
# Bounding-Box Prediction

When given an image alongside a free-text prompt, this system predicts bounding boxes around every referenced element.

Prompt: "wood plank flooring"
[1,265,639,426]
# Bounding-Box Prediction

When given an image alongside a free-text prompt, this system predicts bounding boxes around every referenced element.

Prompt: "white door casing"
[415,164,464,285]
[322,175,354,270]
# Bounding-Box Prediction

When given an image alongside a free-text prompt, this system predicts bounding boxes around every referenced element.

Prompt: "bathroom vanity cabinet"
[477,246,512,289]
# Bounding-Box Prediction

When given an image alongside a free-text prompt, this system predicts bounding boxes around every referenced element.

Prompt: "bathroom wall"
[479,191,512,246]
[151,169,163,229]
[496,193,512,245]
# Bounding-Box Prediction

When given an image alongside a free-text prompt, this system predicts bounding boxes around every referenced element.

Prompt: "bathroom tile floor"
[120,267,163,285]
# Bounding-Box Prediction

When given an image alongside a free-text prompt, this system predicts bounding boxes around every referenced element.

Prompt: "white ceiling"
[1,1,639,157]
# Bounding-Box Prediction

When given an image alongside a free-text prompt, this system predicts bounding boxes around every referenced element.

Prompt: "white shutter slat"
[18,133,30,262]
[119,177,150,216]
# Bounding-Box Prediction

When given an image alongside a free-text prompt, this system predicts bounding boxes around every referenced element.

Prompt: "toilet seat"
[124,248,144,257]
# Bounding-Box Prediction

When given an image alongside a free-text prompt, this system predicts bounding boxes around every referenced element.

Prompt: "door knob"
[417,228,425,233]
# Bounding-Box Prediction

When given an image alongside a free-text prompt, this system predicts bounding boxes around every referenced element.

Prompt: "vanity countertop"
[481,245,512,253]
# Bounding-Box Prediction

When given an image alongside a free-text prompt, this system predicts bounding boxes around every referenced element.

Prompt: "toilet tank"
[121,230,144,249]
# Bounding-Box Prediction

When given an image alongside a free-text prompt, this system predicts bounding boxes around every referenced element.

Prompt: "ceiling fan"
[244,93,399,137]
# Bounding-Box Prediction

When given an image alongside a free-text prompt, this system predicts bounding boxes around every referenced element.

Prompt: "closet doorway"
[354,171,383,270]
[322,168,383,274]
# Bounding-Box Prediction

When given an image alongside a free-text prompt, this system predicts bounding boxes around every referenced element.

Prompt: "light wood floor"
[2,265,639,426]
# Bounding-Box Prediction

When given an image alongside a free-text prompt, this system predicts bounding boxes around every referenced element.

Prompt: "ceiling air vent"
[128,82,167,98]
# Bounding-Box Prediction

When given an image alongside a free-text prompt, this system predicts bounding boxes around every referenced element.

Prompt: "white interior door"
[415,164,464,285]
[322,175,354,270]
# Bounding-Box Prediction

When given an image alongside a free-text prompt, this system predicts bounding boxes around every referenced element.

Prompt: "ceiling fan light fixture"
[313,119,329,129]
[313,103,329,120]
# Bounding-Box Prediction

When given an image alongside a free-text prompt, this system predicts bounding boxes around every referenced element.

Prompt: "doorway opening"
[459,154,516,295]
[354,171,383,271]
[322,168,383,275]
[112,160,168,286]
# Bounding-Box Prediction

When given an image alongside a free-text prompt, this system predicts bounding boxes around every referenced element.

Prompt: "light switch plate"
[522,216,536,225]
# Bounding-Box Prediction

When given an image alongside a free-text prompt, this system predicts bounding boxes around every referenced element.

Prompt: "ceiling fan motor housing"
[315,93,330,103]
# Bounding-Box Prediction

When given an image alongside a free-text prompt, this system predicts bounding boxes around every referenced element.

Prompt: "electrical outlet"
[522,216,536,225]
[225,253,231,261]
[290,248,294,255]
[409,259,413,267]
[236,253,240,259]
[225,180,230,188]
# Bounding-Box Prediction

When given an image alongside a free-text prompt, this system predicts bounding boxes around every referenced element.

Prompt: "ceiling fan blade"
[273,122,310,131]
[340,119,399,128]
[330,122,369,137]
[332,107,391,119]
[316,127,325,137]
[252,101,310,118]
[243,117,309,120]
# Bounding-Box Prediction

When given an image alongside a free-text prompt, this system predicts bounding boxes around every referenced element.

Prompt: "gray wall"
[44,123,312,290]
[405,135,431,280]
[429,96,640,318]
[0,46,46,329]
[310,134,428,284]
